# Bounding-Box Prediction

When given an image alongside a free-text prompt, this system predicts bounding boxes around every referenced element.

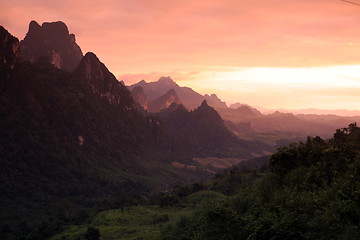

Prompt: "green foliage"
[161,123,360,239]
[184,190,226,207]
[50,205,194,240]
[49,123,360,239]
[158,194,180,208]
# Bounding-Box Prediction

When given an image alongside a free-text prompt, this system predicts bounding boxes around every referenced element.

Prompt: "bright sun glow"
[178,65,360,110]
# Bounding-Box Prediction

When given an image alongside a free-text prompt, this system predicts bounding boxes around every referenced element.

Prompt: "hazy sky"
[2,0,360,110]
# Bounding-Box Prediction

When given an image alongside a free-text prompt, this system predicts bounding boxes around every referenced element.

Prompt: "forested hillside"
[47,123,360,240]
[162,123,360,239]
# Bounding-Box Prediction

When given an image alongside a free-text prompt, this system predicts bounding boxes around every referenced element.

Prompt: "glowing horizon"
[119,65,360,111]
[2,0,360,111]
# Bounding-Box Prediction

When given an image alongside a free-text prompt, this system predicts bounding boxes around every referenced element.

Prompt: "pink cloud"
[3,0,360,110]
[3,0,360,70]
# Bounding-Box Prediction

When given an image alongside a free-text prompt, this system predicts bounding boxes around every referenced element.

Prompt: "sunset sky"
[2,0,360,111]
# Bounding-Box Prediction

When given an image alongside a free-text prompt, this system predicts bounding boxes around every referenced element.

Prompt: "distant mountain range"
[128,77,227,110]
[219,105,360,143]
[128,81,360,144]
[261,107,360,117]
[156,100,270,157]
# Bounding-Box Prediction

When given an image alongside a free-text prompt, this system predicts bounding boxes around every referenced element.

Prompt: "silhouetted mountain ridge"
[157,100,270,157]
[20,20,83,71]
[0,24,214,230]
[129,77,227,110]
[74,52,135,109]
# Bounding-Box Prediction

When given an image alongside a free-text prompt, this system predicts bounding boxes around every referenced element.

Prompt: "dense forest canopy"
[161,123,360,240]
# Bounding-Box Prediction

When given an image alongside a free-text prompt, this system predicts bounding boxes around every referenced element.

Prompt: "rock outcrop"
[20,20,83,71]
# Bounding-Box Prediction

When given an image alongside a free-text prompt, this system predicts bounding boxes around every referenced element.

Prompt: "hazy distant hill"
[129,78,360,144]
[229,102,263,115]
[129,77,227,110]
[218,106,360,144]
[258,107,360,117]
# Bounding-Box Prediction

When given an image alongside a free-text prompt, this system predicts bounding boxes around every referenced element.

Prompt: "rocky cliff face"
[74,52,136,110]
[20,21,83,71]
[148,89,182,112]
[0,26,20,79]
[131,86,148,111]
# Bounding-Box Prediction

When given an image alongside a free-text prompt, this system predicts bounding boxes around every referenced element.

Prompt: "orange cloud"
[4,0,360,69]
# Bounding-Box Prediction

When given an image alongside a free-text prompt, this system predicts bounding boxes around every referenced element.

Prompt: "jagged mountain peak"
[204,93,227,109]
[129,78,227,110]
[79,52,106,79]
[29,20,41,32]
[194,100,223,121]
[83,51,98,61]
[131,86,148,111]
[158,76,177,85]
[41,21,69,35]
[77,52,106,80]
[79,53,126,88]
[159,102,188,116]
[200,100,209,108]
[204,93,217,98]
[75,52,136,109]
[20,20,83,71]
[168,102,187,111]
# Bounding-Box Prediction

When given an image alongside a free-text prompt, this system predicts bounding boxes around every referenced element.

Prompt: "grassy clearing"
[49,205,193,240]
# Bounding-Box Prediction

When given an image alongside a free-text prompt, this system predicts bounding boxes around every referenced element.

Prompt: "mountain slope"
[73,52,136,109]
[157,101,271,158]
[148,89,181,112]
[131,86,148,111]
